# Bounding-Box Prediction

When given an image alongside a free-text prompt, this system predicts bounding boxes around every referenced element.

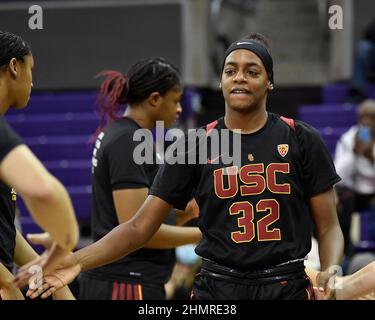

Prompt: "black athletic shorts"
[191,259,314,300]
[78,273,166,300]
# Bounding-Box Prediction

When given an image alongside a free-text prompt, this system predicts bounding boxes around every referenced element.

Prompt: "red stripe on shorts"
[112,282,119,300]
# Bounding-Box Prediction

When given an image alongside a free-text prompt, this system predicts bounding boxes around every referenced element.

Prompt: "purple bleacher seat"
[6,112,98,136]
[8,91,102,234]
[311,127,347,156]
[45,160,92,186]
[7,91,98,115]
[17,185,92,221]
[298,103,357,155]
[19,216,43,234]
[323,83,375,104]
[319,132,341,156]
[360,211,375,242]
[25,135,93,161]
[298,104,357,128]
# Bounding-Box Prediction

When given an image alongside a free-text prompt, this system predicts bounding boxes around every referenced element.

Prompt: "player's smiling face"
[220,49,270,112]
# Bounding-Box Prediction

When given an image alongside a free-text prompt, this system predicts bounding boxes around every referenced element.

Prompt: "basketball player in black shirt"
[19,33,344,300]
[77,59,200,300]
[0,30,78,298]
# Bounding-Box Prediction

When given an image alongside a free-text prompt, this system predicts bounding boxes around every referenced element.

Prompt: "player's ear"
[148,91,162,107]
[219,82,222,89]
[8,58,19,78]
[268,82,274,91]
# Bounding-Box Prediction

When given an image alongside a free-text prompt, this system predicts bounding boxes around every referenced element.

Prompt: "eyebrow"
[224,62,261,68]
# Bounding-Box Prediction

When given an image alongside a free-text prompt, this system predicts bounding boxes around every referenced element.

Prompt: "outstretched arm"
[336,262,375,300]
[77,195,174,271]
[16,195,175,298]
[15,194,197,298]
[0,145,79,251]
[22,195,173,298]
[113,188,200,249]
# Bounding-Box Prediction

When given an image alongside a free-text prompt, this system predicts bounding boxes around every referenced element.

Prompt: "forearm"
[75,195,173,271]
[317,225,344,271]
[23,177,79,251]
[0,263,24,300]
[175,199,199,226]
[13,230,39,266]
[0,263,14,286]
[175,210,191,226]
[144,225,201,249]
[76,219,160,271]
[52,286,76,300]
[337,262,375,300]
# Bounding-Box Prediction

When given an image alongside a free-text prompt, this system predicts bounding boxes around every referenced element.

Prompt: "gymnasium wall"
[0,1,182,90]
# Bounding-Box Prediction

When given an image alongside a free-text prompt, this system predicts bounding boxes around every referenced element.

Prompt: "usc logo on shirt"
[213,163,291,199]
[11,187,17,201]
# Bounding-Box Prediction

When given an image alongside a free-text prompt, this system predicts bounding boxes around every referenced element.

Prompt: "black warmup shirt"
[0,116,23,271]
[86,117,175,285]
[150,113,340,270]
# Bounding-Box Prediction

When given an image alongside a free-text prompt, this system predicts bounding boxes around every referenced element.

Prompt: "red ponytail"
[94,70,129,137]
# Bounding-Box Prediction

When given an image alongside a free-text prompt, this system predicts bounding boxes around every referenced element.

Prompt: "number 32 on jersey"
[214,163,290,243]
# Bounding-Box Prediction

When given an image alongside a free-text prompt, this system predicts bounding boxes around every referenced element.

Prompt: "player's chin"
[13,98,30,109]
[165,118,177,129]
[228,103,255,113]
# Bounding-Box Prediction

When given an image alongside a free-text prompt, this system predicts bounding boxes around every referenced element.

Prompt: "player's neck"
[0,81,10,115]
[123,107,154,130]
[224,107,268,134]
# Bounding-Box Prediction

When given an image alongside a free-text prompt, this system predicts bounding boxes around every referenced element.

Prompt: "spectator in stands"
[334,99,375,256]
[348,19,375,103]
[0,30,79,291]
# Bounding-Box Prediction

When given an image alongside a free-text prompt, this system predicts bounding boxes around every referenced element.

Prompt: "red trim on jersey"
[206,120,219,136]
[119,283,125,300]
[280,116,295,130]
[111,282,119,300]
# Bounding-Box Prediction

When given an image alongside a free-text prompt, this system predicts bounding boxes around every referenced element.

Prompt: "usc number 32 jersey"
[150,113,340,270]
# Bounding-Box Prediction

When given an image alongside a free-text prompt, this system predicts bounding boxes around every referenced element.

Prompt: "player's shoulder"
[106,118,143,144]
[0,115,13,133]
[270,113,299,136]
[182,117,224,142]
[272,114,324,147]
[0,115,23,147]
[272,113,319,135]
[193,118,223,135]
[204,118,222,134]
